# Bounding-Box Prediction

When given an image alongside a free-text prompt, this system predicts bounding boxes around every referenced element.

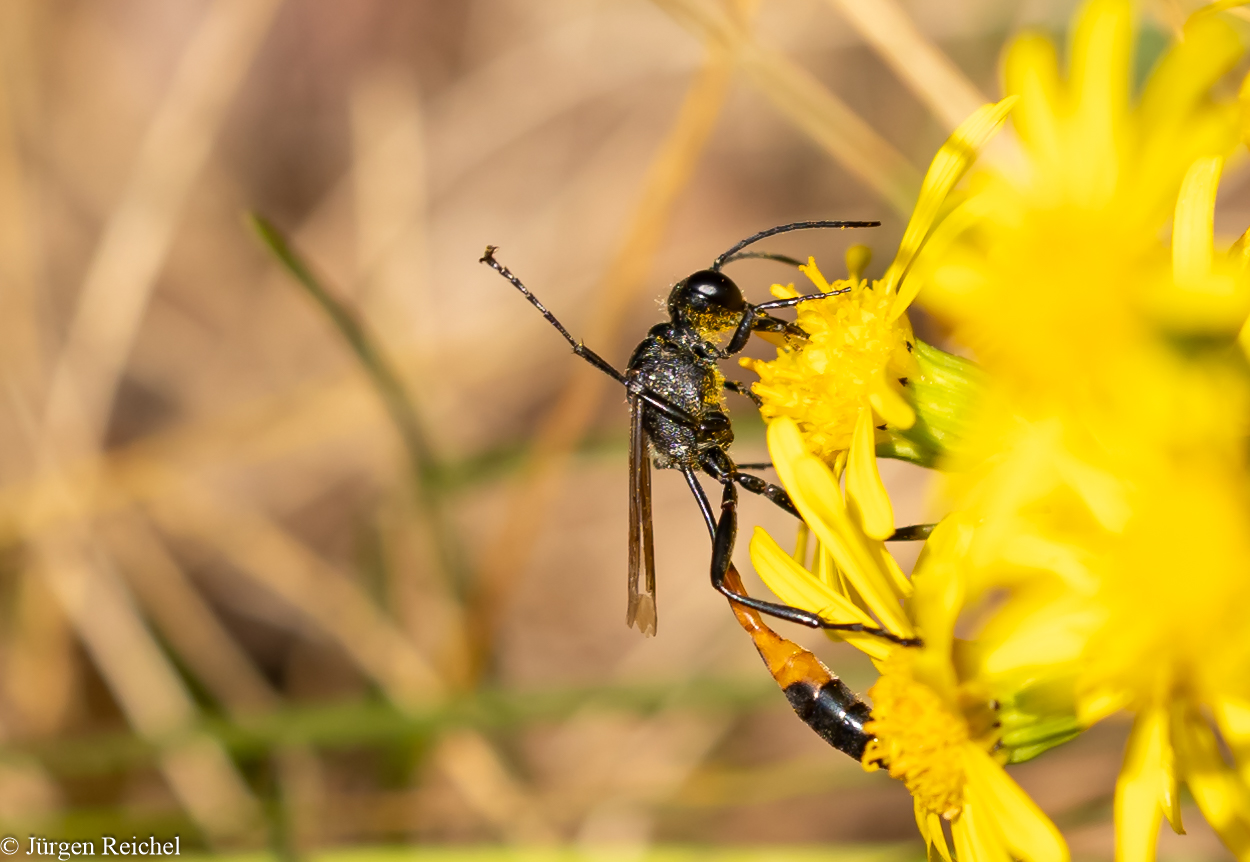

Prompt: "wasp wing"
[626,395,657,636]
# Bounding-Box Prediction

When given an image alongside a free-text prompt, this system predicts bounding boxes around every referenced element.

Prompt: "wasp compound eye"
[668,270,745,319]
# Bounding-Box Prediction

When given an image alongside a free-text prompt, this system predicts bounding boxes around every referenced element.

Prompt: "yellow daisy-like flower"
[750,416,1070,862]
[741,98,1015,464]
[901,1,1250,858]
[914,0,1244,399]
[743,253,917,464]
[946,156,1250,862]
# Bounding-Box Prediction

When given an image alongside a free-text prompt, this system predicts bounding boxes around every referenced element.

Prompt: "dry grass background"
[0,0,1245,858]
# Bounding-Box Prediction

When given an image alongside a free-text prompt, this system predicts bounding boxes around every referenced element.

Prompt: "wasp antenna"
[717,251,806,270]
[711,220,881,272]
[481,246,628,385]
[480,245,578,348]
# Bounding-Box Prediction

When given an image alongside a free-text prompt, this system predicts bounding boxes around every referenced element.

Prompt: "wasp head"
[667,270,746,340]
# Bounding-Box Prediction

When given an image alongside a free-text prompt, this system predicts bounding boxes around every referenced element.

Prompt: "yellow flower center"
[862,652,968,820]
[741,257,915,462]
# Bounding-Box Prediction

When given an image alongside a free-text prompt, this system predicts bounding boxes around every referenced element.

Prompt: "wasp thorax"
[667,270,746,337]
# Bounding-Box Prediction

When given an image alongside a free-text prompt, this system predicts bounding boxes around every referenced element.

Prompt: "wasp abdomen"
[783,678,873,760]
[723,564,874,761]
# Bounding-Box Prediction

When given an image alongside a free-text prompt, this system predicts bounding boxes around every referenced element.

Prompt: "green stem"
[4,677,775,777]
[247,214,469,594]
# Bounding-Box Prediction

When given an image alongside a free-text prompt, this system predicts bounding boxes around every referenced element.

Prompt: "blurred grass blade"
[5,676,775,777]
[34,530,262,841]
[248,213,432,482]
[824,0,987,132]
[433,730,557,843]
[148,485,445,708]
[42,0,284,457]
[248,213,469,594]
[103,513,280,717]
[651,0,921,215]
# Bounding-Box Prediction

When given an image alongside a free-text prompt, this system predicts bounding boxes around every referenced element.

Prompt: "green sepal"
[878,339,985,467]
[1005,728,1084,764]
[996,671,1086,763]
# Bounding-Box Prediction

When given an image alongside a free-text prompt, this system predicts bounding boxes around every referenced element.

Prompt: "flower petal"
[868,366,917,430]
[1238,314,1250,361]
[927,811,954,862]
[770,414,814,493]
[792,521,810,566]
[1173,156,1222,289]
[1173,706,1250,857]
[1077,686,1133,727]
[872,538,914,600]
[908,518,969,650]
[1214,696,1250,789]
[769,418,913,636]
[885,96,1018,314]
[1115,707,1167,862]
[998,532,1097,593]
[814,543,838,589]
[846,405,896,540]
[1140,13,1245,214]
[1188,0,1250,22]
[769,281,800,300]
[953,798,1012,862]
[1052,451,1132,534]
[978,591,1098,680]
[1068,0,1131,208]
[798,257,833,294]
[965,745,1069,862]
[749,527,891,661]
[915,796,934,852]
[794,455,912,634]
[1159,709,1183,836]
[846,244,872,282]
[749,528,872,624]
[1004,33,1062,170]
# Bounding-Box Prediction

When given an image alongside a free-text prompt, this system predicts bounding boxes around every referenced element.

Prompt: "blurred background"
[0,0,1244,859]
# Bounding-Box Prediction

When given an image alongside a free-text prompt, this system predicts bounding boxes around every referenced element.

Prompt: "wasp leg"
[723,563,873,760]
[734,461,773,470]
[722,380,763,406]
[887,523,936,541]
[707,446,933,540]
[725,308,809,355]
[750,311,809,339]
[733,471,799,518]
[631,386,699,426]
[682,468,717,538]
[691,476,921,647]
[702,450,797,518]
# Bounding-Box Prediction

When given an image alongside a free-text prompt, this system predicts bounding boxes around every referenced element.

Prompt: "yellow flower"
[741,98,1015,463]
[750,417,1070,862]
[742,253,917,464]
[914,0,1243,399]
[900,1,1250,858]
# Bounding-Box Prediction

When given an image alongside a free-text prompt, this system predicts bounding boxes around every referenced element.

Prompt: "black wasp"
[481,221,922,644]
